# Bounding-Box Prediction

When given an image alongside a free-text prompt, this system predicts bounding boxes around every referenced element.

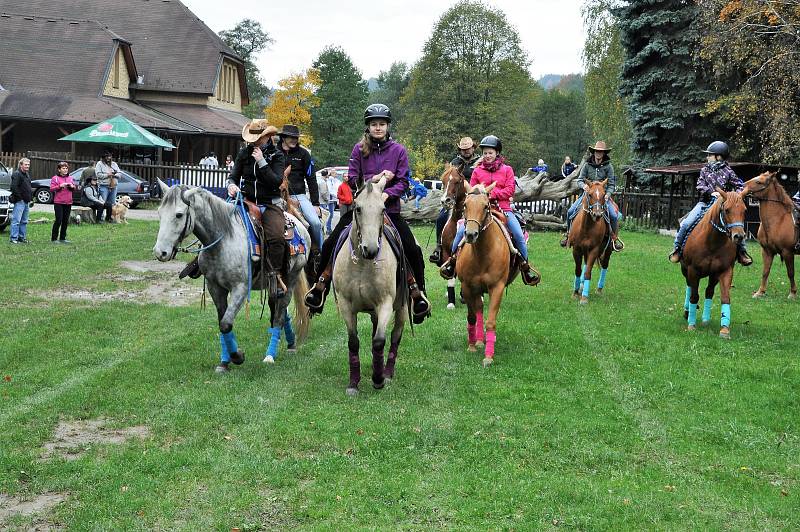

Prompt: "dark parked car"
[31,167,149,206]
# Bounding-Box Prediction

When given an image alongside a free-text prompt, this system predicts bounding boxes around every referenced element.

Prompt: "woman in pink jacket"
[50,161,76,243]
[440,135,539,285]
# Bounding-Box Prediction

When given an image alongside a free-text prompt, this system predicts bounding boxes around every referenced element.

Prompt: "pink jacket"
[50,175,76,205]
[469,163,515,211]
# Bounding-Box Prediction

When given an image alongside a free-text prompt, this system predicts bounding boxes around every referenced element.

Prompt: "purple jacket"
[697,162,743,201]
[348,139,409,213]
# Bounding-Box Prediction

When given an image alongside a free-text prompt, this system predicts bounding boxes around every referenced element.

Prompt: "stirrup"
[411,290,431,324]
[304,281,328,314]
[521,263,541,286]
[737,250,753,266]
[668,248,681,264]
[267,271,287,298]
[612,237,625,252]
[439,259,456,280]
[559,233,569,248]
[429,246,442,264]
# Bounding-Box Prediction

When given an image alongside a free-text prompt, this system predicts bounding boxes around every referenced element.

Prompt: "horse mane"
[164,186,237,238]
[766,174,794,209]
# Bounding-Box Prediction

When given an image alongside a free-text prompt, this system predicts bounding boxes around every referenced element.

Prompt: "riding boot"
[179,257,202,279]
[519,259,541,286]
[429,244,442,264]
[611,232,625,252]
[304,263,332,314]
[439,255,456,280]
[737,244,753,266]
[559,232,569,248]
[407,272,431,324]
[668,246,682,264]
[794,223,800,253]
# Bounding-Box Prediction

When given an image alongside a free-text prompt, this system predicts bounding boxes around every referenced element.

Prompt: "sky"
[182,0,587,87]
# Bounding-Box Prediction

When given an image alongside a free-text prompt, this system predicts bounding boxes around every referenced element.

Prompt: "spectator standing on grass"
[9,157,32,244]
[50,161,76,243]
[81,173,105,223]
[325,170,340,234]
[95,151,121,222]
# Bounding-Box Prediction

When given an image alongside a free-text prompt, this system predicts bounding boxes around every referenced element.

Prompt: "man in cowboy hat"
[275,124,322,262]
[430,136,480,264]
[560,140,624,251]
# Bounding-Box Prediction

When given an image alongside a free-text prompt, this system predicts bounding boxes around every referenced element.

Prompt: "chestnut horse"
[679,188,747,339]
[440,164,466,309]
[741,171,797,299]
[455,183,518,367]
[568,179,613,304]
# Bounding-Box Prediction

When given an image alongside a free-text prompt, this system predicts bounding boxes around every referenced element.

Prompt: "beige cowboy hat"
[458,136,477,150]
[241,119,278,144]
[588,140,612,152]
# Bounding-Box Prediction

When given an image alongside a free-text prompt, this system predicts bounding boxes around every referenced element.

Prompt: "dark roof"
[1,0,242,94]
[139,101,249,136]
[645,162,753,175]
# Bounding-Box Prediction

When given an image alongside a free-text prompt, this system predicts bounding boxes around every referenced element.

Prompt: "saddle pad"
[678,202,713,253]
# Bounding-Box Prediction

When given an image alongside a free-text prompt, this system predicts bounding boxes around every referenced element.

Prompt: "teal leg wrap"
[221,331,238,359]
[702,299,712,323]
[266,327,281,358]
[687,303,697,326]
[721,303,731,328]
[219,333,231,364]
[283,311,296,347]
[582,279,590,298]
[574,276,581,292]
[598,268,608,289]
[684,286,691,311]
[580,264,586,282]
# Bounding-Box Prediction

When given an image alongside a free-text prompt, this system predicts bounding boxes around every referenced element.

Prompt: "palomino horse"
[334,175,407,396]
[440,164,467,309]
[568,179,613,304]
[153,181,311,370]
[679,188,747,339]
[456,183,518,367]
[741,171,797,299]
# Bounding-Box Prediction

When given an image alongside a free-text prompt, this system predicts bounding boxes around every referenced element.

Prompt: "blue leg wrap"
[574,276,581,292]
[219,332,233,363]
[266,327,281,358]
[687,303,697,326]
[283,312,296,346]
[582,279,590,298]
[684,286,691,311]
[702,299,712,323]
[580,264,586,282]
[721,304,731,328]
[598,268,608,289]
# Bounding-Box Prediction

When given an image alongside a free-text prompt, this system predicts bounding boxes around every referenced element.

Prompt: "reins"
[709,196,745,234]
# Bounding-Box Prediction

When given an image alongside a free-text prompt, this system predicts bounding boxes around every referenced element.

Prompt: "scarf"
[479,156,505,173]
[709,161,728,172]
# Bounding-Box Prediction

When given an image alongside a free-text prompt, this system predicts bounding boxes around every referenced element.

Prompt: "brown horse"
[568,179,613,304]
[679,188,747,339]
[455,183,518,367]
[439,165,467,309]
[741,171,797,299]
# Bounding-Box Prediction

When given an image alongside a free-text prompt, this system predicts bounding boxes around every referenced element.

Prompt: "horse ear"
[465,182,473,194]
[600,178,608,187]
[356,175,365,191]
[714,186,726,197]
[158,178,170,197]
[485,182,497,194]
[583,178,592,187]
[373,174,388,193]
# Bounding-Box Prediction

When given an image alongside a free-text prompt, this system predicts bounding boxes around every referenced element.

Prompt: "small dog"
[112,195,133,224]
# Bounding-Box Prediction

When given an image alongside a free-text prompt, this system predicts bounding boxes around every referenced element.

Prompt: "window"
[112,50,120,89]
[217,63,237,104]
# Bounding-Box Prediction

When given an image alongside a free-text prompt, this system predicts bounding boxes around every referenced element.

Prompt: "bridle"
[582,187,608,218]
[443,172,466,210]
[464,190,492,237]
[170,186,224,256]
[709,195,745,234]
[350,200,384,265]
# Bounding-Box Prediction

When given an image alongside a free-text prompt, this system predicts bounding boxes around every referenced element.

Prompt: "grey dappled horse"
[152,180,311,371]
[334,175,407,396]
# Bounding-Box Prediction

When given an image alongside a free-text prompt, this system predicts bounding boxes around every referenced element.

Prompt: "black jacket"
[279,143,318,205]
[10,169,32,203]
[228,143,285,204]
[450,153,480,181]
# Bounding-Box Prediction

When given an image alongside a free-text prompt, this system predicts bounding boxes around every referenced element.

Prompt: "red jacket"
[470,163,515,211]
[50,175,76,205]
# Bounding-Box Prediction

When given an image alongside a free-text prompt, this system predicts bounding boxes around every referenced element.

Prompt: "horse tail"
[293,266,311,344]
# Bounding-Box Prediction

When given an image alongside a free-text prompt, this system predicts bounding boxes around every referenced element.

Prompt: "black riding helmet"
[364,103,392,125]
[702,141,730,159]
[479,135,502,153]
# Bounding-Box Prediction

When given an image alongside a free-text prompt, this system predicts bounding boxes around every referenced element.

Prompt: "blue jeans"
[99,185,117,206]
[674,201,709,248]
[452,210,528,260]
[291,193,323,249]
[414,197,421,210]
[435,208,448,243]
[10,201,30,241]
[326,202,336,233]
[566,192,619,232]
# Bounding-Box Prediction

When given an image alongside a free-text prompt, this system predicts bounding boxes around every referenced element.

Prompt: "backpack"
[337,181,354,205]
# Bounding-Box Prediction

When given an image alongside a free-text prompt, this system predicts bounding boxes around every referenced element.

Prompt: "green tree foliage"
[405,139,443,180]
[399,0,540,172]
[614,0,721,169]
[369,62,410,128]
[697,0,800,164]
[310,46,369,168]
[218,19,274,118]
[582,0,633,171]
[531,87,592,175]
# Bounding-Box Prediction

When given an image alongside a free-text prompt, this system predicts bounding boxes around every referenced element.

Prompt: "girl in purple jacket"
[304,104,431,323]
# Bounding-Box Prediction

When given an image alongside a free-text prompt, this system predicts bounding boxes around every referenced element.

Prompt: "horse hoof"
[752,291,766,299]
[263,355,275,364]
[372,378,385,390]
[579,297,588,305]
[467,344,477,352]
[286,345,297,354]
[230,351,245,365]
[571,292,578,300]
[482,357,493,368]
[596,288,603,295]
[788,293,797,300]
[475,340,485,349]
[447,303,455,310]
[346,387,359,397]
[719,327,731,339]
[687,325,696,331]
[215,363,230,373]
[683,310,689,319]
[701,320,710,326]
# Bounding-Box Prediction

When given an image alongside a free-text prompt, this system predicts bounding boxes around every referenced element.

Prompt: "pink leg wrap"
[467,323,477,344]
[476,312,485,342]
[485,330,496,358]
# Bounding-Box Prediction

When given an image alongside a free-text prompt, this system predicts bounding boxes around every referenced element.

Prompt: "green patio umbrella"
[59,115,175,148]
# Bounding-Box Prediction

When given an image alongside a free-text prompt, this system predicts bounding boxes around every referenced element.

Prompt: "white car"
[0,188,11,232]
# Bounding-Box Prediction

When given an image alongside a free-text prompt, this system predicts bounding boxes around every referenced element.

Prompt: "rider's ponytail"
[360,131,373,158]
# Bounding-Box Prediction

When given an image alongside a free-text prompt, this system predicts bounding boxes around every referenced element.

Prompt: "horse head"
[153,179,201,261]
[741,170,778,199]
[441,165,466,210]
[463,182,496,244]
[583,178,608,221]
[352,174,388,260]
[714,187,747,245]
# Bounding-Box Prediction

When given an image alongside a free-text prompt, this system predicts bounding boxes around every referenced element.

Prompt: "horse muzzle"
[732,231,744,244]
[360,244,379,260]
[442,197,455,209]
[465,229,479,243]
[153,245,177,262]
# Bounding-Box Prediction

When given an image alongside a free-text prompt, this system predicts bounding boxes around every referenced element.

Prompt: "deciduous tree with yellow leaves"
[264,69,321,146]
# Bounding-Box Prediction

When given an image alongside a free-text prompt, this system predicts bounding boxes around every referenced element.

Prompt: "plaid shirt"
[697,162,743,199]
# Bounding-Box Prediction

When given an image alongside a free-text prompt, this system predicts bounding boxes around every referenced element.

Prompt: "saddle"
[677,202,714,254]
[242,199,306,259]
[453,212,521,273]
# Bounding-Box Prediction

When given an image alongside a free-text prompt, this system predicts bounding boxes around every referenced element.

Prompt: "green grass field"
[1,219,798,530]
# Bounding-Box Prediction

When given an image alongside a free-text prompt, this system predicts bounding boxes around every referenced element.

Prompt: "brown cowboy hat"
[279,124,301,138]
[458,136,477,150]
[241,119,278,143]
[588,140,612,152]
